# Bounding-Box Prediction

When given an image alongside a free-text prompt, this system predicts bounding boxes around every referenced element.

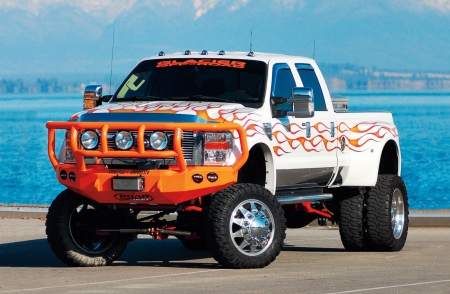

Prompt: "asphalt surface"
[1,217,450,293]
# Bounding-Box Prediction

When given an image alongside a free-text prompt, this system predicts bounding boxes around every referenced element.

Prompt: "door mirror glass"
[289,87,314,118]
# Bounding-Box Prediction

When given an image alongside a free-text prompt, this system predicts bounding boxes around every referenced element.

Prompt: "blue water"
[0,92,449,209]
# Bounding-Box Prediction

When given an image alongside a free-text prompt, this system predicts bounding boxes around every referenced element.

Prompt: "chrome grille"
[181,131,194,160]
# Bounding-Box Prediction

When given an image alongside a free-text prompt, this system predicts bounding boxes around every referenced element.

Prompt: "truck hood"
[69,101,262,125]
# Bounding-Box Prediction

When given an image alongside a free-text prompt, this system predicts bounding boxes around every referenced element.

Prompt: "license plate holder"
[112,176,145,191]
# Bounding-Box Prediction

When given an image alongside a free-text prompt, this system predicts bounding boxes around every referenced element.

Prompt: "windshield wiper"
[172,95,235,103]
[118,95,169,102]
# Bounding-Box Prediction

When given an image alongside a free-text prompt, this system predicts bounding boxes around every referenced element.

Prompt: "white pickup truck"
[46,51,408,268]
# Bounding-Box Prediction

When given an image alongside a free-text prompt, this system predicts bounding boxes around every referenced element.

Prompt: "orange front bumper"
[47,121,249,204]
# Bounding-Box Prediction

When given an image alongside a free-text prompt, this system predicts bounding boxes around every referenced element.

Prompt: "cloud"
[0,0,307,20]
[0,0,136,20]
[229,0,250,12]
[420,0,450,11]
[193,0,219,19]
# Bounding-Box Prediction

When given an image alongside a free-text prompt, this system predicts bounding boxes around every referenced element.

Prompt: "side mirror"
[271,87,314,118]
[289,87,314,118]
[83,85,102,110]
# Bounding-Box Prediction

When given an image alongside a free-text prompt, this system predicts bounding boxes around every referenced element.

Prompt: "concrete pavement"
[1,218,450,293]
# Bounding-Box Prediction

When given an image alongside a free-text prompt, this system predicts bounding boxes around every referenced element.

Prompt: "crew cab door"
[270,62,338,188]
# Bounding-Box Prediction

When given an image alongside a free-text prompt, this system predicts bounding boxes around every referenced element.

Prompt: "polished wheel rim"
[228,199,275,256]
[69,202,117,254]
[391,188,405,239]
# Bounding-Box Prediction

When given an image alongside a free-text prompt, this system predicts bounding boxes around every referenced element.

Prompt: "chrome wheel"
[391,188,405,239]
[229,199,275,256]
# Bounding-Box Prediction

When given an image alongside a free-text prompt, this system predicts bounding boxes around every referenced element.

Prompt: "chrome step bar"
[276,194,333,205]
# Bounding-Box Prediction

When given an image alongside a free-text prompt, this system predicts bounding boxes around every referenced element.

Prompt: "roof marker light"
[201,50,208,55]
[158,51,165,56]
[219,50,225,55]
[184,50,191,55]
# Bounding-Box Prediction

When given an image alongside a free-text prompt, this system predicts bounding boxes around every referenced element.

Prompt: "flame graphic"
[74,102,398,157]
[86,102,265,142]
[271,121,397,156]
[338,122,398,152]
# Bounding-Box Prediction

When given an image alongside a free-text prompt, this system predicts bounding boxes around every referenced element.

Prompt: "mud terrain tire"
[338,188,367,251]
[204,183,286,268]
[365,175,409,251]
[46,189,128,266]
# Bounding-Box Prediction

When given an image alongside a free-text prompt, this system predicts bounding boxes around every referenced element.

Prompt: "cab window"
[296,64,326,111]
[271,64,295,111]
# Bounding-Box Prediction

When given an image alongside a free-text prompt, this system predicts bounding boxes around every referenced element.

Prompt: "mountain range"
[0,0,449,81]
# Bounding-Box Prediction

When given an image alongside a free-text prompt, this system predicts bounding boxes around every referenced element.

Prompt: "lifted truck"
[46,51,408,268]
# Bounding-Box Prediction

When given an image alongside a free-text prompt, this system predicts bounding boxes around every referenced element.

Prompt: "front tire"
[46,189,128,266]
[204,183,286,269]
[365,175,409,251]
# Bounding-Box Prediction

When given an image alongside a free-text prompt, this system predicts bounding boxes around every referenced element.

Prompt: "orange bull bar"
[46,121,249,204]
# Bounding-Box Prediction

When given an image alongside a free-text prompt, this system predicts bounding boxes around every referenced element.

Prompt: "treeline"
[319,64,450,91]
[2,64,450,94]
[0,78,84,94]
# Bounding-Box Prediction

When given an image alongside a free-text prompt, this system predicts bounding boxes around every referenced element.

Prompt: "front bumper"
[47,121,248,204]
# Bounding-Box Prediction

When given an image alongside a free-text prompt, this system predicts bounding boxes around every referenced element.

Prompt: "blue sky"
[0,0,449,78]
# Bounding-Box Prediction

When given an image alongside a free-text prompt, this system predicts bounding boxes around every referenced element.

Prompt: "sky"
[0,0,450,79]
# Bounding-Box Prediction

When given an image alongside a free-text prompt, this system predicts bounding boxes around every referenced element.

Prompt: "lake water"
[0,92,448,209]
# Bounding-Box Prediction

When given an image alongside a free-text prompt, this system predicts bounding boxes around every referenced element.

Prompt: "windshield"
[113,58,267,106]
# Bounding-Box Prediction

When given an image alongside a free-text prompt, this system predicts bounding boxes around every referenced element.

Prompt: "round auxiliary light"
[115,131,134,150]
[80,130,99,150]
[150,132,168,151]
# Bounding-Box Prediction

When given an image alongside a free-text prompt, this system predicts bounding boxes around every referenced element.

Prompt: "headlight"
[115,131,134,150]
[204,132,233,166]
[57,131,76,164]
[80,130,99,150]
[150,131,168,150]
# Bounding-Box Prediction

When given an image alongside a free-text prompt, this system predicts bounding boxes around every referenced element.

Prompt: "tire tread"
[204,183,286,269]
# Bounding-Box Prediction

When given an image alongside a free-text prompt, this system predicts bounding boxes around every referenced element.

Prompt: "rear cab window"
[295,63,327,111]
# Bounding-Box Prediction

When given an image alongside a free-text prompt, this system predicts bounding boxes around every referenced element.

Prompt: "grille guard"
[47,121,249,173]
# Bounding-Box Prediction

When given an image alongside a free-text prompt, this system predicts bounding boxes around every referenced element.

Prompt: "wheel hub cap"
[229,199,275,256]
